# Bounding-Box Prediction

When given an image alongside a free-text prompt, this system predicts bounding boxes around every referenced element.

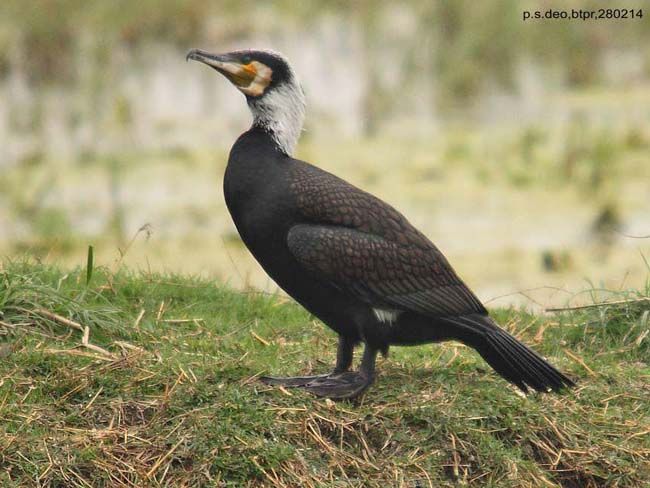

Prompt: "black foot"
[303,372,373,400]
[259,374,331,388]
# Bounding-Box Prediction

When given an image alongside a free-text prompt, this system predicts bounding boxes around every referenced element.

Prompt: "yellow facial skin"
[211,60,273,97]
[238,61,273,97]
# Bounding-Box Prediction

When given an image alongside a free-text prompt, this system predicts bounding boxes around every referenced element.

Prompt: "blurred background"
[1,0,649,310]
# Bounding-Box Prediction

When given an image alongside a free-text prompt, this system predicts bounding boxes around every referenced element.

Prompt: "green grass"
[0,261,648,487]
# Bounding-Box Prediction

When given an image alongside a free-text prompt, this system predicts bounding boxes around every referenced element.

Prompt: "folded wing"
[287,224,486,318]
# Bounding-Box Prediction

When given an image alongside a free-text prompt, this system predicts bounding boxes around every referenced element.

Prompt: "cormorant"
[186,48,575,399]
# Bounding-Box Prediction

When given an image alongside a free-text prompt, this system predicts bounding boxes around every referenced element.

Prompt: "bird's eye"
[241,55,251,64]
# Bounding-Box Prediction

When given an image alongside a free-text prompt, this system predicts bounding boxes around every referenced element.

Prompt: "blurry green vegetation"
[437,121,649,193]
[0,260,648,486]
[2,0,649,104]
[541,249,573,273]
[430,0,521,104]
[0,154,75,254]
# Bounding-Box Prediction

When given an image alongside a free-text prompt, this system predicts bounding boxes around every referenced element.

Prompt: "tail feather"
[484,333,547,392]
[443,314,575,393]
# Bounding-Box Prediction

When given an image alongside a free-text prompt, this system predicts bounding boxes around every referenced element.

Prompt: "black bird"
[186,48,575,399]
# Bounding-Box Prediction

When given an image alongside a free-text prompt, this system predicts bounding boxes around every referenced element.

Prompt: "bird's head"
[187,48,305,155]
[186,48,291,98]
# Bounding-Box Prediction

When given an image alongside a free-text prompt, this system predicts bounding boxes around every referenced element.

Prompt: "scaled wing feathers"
[287,162,486,318]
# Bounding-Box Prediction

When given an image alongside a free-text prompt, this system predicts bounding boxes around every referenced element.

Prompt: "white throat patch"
[248,81,305,156]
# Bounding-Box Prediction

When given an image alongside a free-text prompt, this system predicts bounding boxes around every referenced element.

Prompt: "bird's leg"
[259,336,355,388]
[333,335,355,373]
[303,344,378,400]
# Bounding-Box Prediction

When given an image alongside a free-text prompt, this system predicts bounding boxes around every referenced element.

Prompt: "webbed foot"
[259,374,332,388]
[303,371,373,400]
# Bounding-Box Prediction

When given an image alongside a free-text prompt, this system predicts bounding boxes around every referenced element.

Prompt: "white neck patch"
[248,80,306,156]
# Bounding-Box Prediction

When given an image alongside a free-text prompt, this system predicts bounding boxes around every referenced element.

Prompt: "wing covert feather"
[287,224,486,318]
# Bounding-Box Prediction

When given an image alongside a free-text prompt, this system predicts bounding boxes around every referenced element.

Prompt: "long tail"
[441,314,575,393]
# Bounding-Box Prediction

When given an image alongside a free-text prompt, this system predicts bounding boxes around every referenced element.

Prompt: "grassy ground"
[0,260,648,487]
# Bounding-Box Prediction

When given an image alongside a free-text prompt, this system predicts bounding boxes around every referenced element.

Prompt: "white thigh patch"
[372,308,401,325]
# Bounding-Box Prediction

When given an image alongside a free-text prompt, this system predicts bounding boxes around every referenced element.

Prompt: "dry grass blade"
[146,435,186,478]
[564,349,596,377]
[251,330,271,346]
[546,297,650,312]
[35,308,84,331]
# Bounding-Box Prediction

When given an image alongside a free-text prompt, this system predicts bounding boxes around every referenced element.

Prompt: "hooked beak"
[186,48,258,89]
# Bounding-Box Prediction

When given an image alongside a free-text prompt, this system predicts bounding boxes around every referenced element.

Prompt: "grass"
[0,260,648,487]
